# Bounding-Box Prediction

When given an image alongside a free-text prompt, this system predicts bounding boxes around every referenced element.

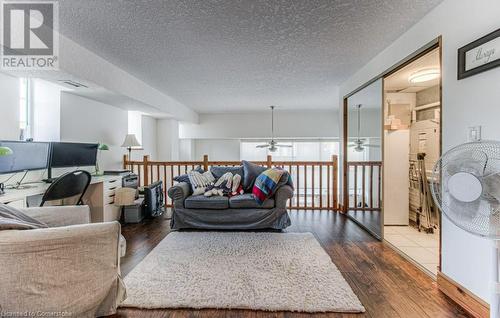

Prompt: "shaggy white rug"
[121,232,365,313]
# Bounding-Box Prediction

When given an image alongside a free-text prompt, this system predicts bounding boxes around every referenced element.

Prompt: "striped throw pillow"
[188,171,215,194]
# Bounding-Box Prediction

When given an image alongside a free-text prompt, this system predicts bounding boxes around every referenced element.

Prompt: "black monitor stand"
[43,166,54,183]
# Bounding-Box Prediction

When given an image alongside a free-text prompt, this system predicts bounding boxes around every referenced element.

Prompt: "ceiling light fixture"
[408,68,440,83]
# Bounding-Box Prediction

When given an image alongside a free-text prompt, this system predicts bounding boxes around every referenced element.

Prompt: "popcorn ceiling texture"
[121,231,365,312]
[59,0,443,112]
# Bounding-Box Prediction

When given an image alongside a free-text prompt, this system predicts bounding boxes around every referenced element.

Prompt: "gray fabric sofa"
[168,181,293,230]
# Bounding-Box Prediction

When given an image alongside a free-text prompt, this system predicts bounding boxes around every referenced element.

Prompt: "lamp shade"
[121,134,141,148]
[0,147,13,156]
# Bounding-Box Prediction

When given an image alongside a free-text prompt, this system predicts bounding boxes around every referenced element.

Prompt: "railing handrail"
[123,154,340,211]
[347,161,382,166]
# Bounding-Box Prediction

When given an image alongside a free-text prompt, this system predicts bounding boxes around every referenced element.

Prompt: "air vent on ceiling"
[58,80,88,88]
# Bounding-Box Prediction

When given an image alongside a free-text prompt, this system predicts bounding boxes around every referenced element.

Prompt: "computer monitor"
[50,142,98,168]
[0,141,50,174]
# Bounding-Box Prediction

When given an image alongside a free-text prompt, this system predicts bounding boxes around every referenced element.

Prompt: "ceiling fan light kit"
[256,106,292,152]
[348,104,380,152]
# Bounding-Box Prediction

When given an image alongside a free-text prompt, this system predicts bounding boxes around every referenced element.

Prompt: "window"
[19,78,31,140]
[127,111,142,146]
[240,139,339,161]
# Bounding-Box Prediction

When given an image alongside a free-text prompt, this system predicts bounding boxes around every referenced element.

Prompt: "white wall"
[60,92,128,170]
[179,139,195,161]
[0,72,20,141]
[157,119,179,161]
[347,108,383,140]
[180,110,338,139]
[194,139,241,161]
[31,79,64,141]
[179,110,339,162]
[339,0,500,302]
[136,115,158,160]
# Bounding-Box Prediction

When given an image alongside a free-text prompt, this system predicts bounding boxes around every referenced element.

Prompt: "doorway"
[382,46,441,277]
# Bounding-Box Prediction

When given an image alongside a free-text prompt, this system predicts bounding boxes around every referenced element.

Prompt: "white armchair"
[0,206,126,317]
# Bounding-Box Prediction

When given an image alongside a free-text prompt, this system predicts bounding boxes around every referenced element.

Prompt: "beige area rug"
[121,232,365,313]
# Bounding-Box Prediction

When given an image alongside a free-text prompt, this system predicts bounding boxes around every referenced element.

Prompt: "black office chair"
[40,170,92,207]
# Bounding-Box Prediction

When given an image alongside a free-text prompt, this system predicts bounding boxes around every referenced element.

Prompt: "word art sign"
[458,28,500,80]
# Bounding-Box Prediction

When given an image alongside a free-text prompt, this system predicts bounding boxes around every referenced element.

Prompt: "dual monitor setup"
[0,141,98,188]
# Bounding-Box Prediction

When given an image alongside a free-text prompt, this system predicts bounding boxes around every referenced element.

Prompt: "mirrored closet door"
[344,79,383,238]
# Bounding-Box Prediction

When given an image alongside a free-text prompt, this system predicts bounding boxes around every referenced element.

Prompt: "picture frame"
[458,28,500,80]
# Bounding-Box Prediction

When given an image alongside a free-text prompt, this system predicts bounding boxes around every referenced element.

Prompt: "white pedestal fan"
[430,140,500,318]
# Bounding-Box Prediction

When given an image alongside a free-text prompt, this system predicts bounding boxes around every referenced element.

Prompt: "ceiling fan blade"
[363,144,380,148]
[275,144,292,148]
[256,144,270,148]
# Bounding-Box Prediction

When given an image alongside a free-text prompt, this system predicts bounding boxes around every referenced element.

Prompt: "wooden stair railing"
[346,161,382,211]
[123,154,340,211]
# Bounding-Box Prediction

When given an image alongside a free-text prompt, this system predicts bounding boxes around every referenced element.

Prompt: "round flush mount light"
[408,68,440,83]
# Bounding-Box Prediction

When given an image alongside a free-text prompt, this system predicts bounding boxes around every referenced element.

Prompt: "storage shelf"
[415,101,440,111]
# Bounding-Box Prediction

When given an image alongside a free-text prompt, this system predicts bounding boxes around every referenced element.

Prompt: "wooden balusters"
[346,161,382,211]
[123,155,341,211]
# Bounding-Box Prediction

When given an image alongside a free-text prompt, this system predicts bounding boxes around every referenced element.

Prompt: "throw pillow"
[173,166,204,185]
[210,166,244,180]
[0,203,48,231]
[242,160,267,192]
[204,172,233,197]
[188,170,215,195]
[252,168,288,205]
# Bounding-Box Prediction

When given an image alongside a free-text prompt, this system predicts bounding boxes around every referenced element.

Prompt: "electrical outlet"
[468,126,482,142]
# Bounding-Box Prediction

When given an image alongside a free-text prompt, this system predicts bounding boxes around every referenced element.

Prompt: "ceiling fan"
[348,104,380,152]
[256,106,292,152]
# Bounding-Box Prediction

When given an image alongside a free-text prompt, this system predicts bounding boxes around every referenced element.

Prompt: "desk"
[0,175,123,222]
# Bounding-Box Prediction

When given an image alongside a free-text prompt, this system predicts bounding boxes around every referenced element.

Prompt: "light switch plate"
[468,126,482,142]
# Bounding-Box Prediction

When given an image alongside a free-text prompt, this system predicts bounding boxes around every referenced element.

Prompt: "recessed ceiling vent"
[58,80,88,88]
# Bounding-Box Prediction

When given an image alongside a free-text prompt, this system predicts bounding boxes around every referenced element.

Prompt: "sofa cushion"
[242,160,267,192]
[229,193,275,209]
[210,166,244,180]
[185,195,229,210]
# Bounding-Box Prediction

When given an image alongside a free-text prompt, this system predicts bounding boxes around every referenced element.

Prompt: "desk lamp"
[0,146,13,195]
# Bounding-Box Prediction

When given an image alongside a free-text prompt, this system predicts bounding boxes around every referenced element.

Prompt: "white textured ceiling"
[57,0,443,113]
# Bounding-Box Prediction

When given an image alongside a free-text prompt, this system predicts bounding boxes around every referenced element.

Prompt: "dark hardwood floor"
[114,210,469,318]
[346,210,381,238]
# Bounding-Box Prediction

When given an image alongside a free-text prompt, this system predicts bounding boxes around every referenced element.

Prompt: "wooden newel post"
[332,155,338,211]
[143,155,150,186]
[123,154,128,170]
[203,155,209,171]
[267,155,272,168]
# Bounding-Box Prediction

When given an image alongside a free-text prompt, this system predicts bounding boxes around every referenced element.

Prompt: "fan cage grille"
[430,141,500,239]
